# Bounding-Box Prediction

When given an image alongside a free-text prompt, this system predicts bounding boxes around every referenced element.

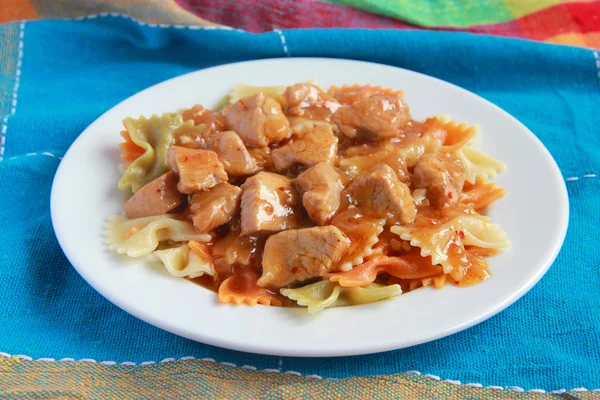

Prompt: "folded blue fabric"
[1,16,599,391]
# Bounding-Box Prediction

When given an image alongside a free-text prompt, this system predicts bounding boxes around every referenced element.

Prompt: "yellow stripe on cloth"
[502,0,598,19]
[545,32,600,49]
[0,357,596,399]
[502,0,561,18]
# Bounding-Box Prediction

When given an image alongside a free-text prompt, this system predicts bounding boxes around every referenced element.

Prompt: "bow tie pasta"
[106,82,509,313]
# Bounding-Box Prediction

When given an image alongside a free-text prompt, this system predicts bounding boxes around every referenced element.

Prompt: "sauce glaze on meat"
[122,83,506,306]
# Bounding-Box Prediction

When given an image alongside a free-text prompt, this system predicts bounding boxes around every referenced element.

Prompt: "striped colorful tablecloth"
[2,0,599,48]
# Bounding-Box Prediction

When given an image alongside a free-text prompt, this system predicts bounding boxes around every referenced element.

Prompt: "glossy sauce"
[182,86,502,299]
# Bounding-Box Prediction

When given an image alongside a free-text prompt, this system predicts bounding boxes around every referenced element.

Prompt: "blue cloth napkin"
[1,15,599,391]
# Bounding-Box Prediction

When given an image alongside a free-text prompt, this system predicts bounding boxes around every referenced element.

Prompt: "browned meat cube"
[175,105,227,149]
[346,163,416,224]
[240,172,301,235]
[333,94,411,141]
[124,171,185,218]
[329,85,403,105]
[189,183,242,233]
[338,145,410,183]
[295,162,344,225]
[271,125,338,172]
[413,152,465,206]
[167,146,228,194]
[257,226,350,288]
[284,83,341,121]
[181,104,227,133]
[247,146,274,170]
[205,131,259,176]
[225,93,290,147]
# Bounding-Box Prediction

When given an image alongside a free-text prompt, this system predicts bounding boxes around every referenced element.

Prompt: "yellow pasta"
[339,136,442,178]
[391,213,509,273]
[227,83,287,106]
[118,113,190,192]
[105,215,211,258]
[455,145,506,184]
[153,244,214,279]
[281,281,402,313]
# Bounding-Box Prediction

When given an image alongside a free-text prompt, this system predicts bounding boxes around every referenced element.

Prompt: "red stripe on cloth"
[175,0,417,32]
[516,3,586,41]
[461,20,531,39]
[566,1,600,34]
[176,0,599,48]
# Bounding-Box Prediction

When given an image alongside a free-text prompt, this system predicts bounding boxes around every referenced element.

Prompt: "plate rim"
[50,57,570,357]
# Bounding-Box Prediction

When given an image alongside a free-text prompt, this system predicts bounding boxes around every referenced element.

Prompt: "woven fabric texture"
[0,15,599,397]
[1,0,600,48]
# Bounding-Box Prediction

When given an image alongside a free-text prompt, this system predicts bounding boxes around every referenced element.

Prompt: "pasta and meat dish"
[106,82,509,313]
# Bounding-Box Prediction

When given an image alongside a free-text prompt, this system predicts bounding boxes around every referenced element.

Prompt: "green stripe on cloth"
[325,0,526,27]
[0,358,595,399]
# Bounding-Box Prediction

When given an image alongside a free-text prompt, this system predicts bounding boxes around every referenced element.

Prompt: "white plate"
[51,58,569,357]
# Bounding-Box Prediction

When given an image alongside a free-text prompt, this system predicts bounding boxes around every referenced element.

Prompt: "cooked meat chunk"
[189,183,242,233]
[240,172,301,235]
[176,105,227,149]
[295,162,344,225]
[212,229,263,270]
[338,147,410,183]
[205,130,259,176]
[124,171,185,218]
[167,146,228,194]
[248,146,274,170]
[333,94,411,141]
[288,117,336,136]
[271,125,338,172]
[329,85,402,105]
[284,83,341,121]
[181,104,227,132]
[225,93,290,147]
[248,147,273,169]
[258,226,350,288]
[345,164,416,224]
[413,152,465,206]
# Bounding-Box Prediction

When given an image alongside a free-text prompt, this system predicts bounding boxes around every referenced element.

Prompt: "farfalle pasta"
[119,129,145,166]
[118,113,191,192]
[339,136,442,177]
[227,83,287,107]
[106,82,509,313]
[455,145,506,184]
[422,115,479,153]
[461,181,507,210]
[328,251,443,288]
[281,281,402,313]
[331,209,385,272]
[105,215,210,257]
[328,84,404,105]
[391,213,509,264]
[153,242,214,279]
[225,80,322,109]
[218,268,285,307]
